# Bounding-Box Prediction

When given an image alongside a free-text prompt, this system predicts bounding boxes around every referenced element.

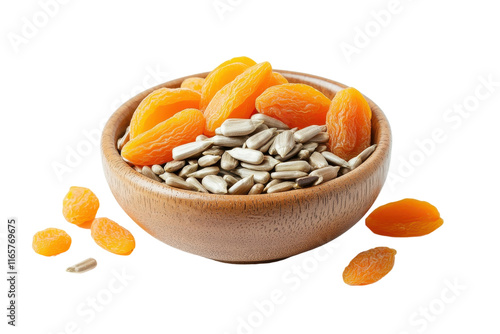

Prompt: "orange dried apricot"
[366,199,443,237]
[129,88,201,139]
[32,228,72,256]
[204,62,273,136]
[213,56,256,70]
[63,186,99,226]
[255,83,331,129]
[326,87,372,161]
[180,77,205,93]
[269,72,288,86]
[91,218,135,255]
[122,108,205,165]
[200,62,250,111]
[343,247,396,286]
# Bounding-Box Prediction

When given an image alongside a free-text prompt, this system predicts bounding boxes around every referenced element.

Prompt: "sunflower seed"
[196,134,209,142]
[275,160,311,173]
[202,147,224,156]
[188,159,199,165]
[117,126,130,151]
[141,166,162,182]
[268,137,278,155]
[159,172,185,182]
[295,175,320,189]
[259,135,276,153]
[211,135,247,147]
[267,181,295,194]
[271,171,308,180]
[215,127,223,135]
[228,175,254,195]
[233,168,270,184]
[240,156,280,171]
[246,128,277,150]
[223,174,240,187]
[275,143,303,161]
[248,183,265,195]
[164,176,197,190]
[252,123,269,133]
[202,175,227,194]
[358,144,377,162]
[303,142,318,153]
[251,113,289,129]
[151,164,165,175]
[198,155,221,167]
[339,167,351,176]
[66,258,97,273]
[309,166,340,184]
[220,151,239,171]
[308,132,329,143]
[274,130,296,158]
[186,177,208,193]
[178,163,198,178]
[133,165,142,173]
[221,119,264,136]
[298,149,310,160]
[172,141,213,160]
[293,125,324,143]
[309,152,329,170]
[187,166,220,179]
[316,145,327,153]
[227,147,265,164]
[321,151,350,168]
[348,156,363,170]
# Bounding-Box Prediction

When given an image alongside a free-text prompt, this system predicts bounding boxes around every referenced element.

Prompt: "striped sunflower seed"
[227,147,265,164]
[220,151,239,171]
[202,175,227,194]
[228,176,254,195]
[251,113,289,129]
[172,141,212,160]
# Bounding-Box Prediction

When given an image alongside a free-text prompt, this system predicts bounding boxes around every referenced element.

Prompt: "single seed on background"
[186,177,208,193]
[275,143,303,161]
[309,166,340,184]
[220,152,239,171]
[66,258,97,273]
[263,179,282,193]
[172,141,213,160]
[246,128,277,150]
[267,181,295,194]
[309,152,329,170]
[202,175,228,194]
[275,160,311,173]
[198,155,221,167]
[233,168,270,184]
[298,149,310,160]
[271,171,308,180]
[221,118,264,136]
[251,113,289,129]
[293,125,323,143]
[227,147,265,164]
[240,156,280,172]
[223,174,240,187]
[187,166,220,179]
[228,176,255,195]
[164,176,197,190]
[151,164,165,175]
[202,147,224,156]
[211,135,247,147]
[295,175,320,189]
[321,151,350,168]
[178,163,199,178]
[248,183,265,195]
[274,130,295,158]
[308,132,329,143]
[164,160,186,172]
[141,166,162,182]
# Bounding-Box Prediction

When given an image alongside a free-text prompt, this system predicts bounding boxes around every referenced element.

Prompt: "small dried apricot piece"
[122,108,205,165]
[204,62,273,136]
[91,218,135,255]
[269,72,288,86]
[200,62,250,111]
[366,199,443,237]
[129,88,201,139]
[213,56,256,70]
[63,186,99,226]
[343,247,396,286]
[255,83,331,129]
[326,87,372,161]
[180,77,205,93]
[33,228,72,256]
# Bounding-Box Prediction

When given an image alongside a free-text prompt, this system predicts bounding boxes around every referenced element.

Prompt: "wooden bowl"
[101,71,392,264]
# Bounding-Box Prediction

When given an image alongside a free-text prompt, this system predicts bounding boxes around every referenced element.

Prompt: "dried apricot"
[200,62,250,111]
[63,186,99,226]
[326,87,372,161]
[255,83,331,129]
[91,218,135,255]
[129,88,201,139]
[180,77,205,93]
[343,247,396,286]
[204,62,273,136]
[269,72,288,86]
[366,199,443,237]
[213,56,256,70]
[33,228,72,256]
[122,108,205,165]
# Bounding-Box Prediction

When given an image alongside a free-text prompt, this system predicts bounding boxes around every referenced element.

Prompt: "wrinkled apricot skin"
[255,83,331,129]
[200,62,250,111]
[33,228,72,256]
[63,186,99,226]
[129,88,201,139]
[204,62,273,136]
[180,77,205,93]
[91,218,135,255]
[122,108,205,165]
[366,199,443,237]
[269,72,288,86]
[326,87,372,161]
[213,56,256,70]
[343,247,396,286]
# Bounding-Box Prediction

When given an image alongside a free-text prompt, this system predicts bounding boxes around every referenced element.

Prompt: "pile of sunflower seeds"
[119,113,376,195]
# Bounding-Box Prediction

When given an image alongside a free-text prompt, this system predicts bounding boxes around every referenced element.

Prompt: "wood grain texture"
[101,71,392,264]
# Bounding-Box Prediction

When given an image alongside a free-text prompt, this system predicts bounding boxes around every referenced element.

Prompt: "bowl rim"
[102,70,391,204]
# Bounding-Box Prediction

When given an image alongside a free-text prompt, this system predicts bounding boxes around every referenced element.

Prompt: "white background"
[1,0,499,333]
